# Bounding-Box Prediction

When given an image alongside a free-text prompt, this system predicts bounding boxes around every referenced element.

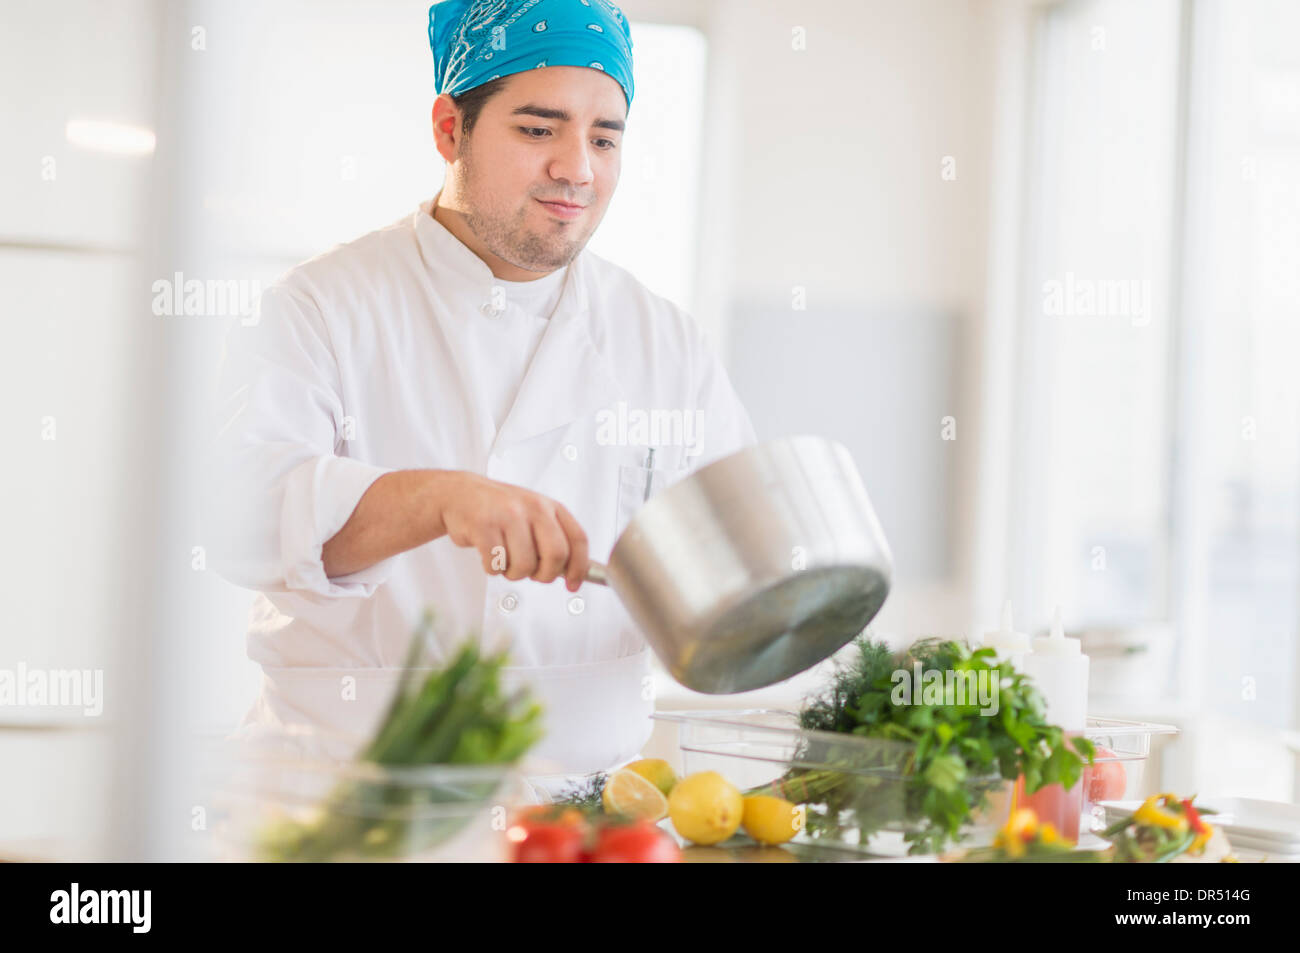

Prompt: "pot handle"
[584,560,611,586]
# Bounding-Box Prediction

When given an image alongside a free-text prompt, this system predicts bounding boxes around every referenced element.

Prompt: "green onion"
[255,609,543,861]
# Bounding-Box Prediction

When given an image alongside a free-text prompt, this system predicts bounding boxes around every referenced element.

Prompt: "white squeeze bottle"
[1023,607,1089,731]
[979,601,1031,670]
[1020,607,1091,841]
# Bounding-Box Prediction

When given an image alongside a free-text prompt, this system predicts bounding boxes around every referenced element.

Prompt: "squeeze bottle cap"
[1031,606,1081,655]
[981,601,1030,654]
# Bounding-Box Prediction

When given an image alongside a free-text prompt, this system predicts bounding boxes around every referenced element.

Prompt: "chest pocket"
[614,446,693,539]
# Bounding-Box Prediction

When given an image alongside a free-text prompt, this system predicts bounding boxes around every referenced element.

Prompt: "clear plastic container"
[653,709,1010,856]
[1080,716,1179,834]
[654,709,1178,855]
[203,730,525,862]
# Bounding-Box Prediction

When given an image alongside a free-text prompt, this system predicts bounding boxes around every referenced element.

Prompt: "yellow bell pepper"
[994,808,1041,857]
[1134,794,1189,833]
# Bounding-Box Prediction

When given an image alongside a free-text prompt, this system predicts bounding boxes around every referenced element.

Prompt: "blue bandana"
[428,0,635,112]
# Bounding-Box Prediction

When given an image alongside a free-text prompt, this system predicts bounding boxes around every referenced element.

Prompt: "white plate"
[1228,844,1300,863]
[1215,830,1300,855]
[1102,797,1300,845]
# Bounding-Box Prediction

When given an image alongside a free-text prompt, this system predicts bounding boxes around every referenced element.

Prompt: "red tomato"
[1083,746,1128,803]
[587,821,681,863]
[511,823,587,863]
[513,805,587,828]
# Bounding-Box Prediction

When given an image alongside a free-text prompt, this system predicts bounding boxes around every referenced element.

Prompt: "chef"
[205,0,757,779]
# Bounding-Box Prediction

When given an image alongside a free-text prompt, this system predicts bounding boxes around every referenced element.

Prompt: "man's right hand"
[321,468,591,591]
[432,470,591,592]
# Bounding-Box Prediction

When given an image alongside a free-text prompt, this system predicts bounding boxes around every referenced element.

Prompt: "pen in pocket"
[642,447,655,502]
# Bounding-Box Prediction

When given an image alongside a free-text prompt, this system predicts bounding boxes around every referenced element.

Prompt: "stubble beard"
[458,138,590,273]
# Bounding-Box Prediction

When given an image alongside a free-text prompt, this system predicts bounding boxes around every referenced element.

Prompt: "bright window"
[1016,0,1300,798]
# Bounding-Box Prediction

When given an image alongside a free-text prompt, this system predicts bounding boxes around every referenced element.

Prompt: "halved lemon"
[601,768,670,821]
[622,758,677,796]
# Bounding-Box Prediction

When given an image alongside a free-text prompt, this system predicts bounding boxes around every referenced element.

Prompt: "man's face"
[453,66,626,273]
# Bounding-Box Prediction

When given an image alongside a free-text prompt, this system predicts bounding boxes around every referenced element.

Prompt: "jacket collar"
[414,194,497,292]
[411,197,624,453]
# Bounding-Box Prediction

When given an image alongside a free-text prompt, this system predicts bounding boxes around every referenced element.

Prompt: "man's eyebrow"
[510,103,625,132]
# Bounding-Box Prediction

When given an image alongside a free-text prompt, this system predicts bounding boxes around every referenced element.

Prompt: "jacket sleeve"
[689,321,758,469]
[202,282,396,598]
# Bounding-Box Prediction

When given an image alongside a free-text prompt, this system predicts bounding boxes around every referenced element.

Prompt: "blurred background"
[2,0,1298,859]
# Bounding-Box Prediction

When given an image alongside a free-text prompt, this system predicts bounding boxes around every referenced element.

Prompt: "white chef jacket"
[473,266,565,430]
[204,196,757,777]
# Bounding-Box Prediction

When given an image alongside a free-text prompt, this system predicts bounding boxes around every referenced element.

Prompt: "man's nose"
[548,131,595,188]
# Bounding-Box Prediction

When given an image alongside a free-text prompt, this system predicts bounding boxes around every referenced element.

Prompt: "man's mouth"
[537,199,586,220]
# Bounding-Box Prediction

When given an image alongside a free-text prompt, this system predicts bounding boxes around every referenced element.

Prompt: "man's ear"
[431,94,462,163]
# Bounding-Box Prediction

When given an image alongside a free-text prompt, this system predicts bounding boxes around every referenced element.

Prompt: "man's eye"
[594,138,617,150]
[519,127,551,138]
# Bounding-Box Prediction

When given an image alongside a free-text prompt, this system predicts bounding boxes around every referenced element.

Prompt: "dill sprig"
[554,772,608,815]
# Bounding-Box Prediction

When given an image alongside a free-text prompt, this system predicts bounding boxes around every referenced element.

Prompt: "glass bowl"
[202,727,525,862]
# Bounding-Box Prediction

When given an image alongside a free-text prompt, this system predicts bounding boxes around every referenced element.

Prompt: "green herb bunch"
[554,772,609,816]
[757,635,1094,855]
[256,610,544,861]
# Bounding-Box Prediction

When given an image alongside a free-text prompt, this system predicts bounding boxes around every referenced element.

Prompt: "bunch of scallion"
[751,636,1094,855]
[256,610,543,862]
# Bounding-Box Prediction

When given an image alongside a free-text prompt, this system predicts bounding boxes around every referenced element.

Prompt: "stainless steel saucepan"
[584,435,893,693]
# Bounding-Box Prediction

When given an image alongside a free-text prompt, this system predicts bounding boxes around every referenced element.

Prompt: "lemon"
[623,758,677,796]
[667,771,743,845]
[601,768,670,821]
[741,795,803,845]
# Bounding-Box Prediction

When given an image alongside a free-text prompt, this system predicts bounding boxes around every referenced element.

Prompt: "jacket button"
[567,596,584,615]
[480,300,504,318]
[562,443,578,461]
[498,592,519,614]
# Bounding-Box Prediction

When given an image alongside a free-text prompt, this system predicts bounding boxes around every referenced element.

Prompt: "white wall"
[683,0,1000,636]
[0,0,163,860]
